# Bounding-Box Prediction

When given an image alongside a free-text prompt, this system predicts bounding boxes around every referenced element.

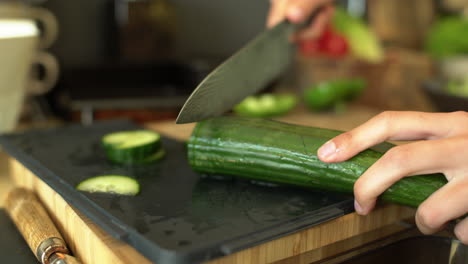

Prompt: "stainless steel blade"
[176,21,296,124]
[450,239,468,264]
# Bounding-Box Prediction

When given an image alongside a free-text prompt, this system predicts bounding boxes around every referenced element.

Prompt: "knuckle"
[450,111,468,120]
[376,111,396,122]
[450,111,468,132]
[455,225,468,245]
[353,178,371,203]
[457,134,468,144]
[335,131,353,146]
[381,146,408,168]
[374,111,397,130]
[416,205,440,232]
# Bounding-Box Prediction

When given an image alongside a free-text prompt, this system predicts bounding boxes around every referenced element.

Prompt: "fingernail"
[287,7,303,22]
[354,200,364,215]
[318,141,337,160]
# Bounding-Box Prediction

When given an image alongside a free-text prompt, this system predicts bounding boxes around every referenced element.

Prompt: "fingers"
[454,217,468,245]
[318,111,463,163]
[286,0,332,23]
[267,0,334,41]
[294,4,334,40]
[315,111,468,241]
[352,138,457,215]
[415,176,468,236]
[267,0,290,28]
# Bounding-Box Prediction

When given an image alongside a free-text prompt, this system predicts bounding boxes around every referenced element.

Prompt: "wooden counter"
[0,106,418,264]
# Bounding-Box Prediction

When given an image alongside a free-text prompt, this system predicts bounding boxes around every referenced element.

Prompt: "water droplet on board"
[178,240,192,247]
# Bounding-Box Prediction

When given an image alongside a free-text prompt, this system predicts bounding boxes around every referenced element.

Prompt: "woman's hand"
[267,0,335,41]
[317,111,468,243]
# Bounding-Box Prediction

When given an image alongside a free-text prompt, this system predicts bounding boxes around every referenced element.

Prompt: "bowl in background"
[422,79,468,112]
[439,56,468,80]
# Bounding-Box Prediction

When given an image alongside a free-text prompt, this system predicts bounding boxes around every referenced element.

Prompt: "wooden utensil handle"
[5,187,69,264]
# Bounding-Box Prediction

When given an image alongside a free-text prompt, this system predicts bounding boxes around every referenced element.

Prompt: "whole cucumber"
[188,116,447,208]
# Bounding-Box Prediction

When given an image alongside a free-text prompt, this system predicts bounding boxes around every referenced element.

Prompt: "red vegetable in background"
[299,24,349,57]
[299,38,321,56]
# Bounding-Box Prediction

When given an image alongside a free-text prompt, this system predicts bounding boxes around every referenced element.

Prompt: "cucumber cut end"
[102,129,163,165]
[108,148,166,165]
[142,149,166,163]
[77,175,140,196]
[103,130,160,149]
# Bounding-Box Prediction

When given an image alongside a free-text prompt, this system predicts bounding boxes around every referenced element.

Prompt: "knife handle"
[5,187,69,264]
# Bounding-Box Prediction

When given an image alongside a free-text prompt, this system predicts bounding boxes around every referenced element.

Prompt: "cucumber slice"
[77,175,140,195]
[141,149,166,163]
[103,130,159,148]
[102,130,162,164]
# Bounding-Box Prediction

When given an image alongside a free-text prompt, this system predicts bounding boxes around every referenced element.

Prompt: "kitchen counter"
[0,105,418,264]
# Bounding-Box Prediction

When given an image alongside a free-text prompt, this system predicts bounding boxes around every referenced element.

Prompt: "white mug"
[0,2,59,97]
[0,1,58,49]
[0,19,40,132]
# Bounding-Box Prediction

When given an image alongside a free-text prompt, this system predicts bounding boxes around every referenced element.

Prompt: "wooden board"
[4,106,418,263]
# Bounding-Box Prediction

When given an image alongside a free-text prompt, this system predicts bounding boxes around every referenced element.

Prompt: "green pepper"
[303,78,366,111]
[233,94,298,118]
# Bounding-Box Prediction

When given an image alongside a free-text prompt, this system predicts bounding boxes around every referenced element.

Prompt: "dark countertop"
[0,209,36,263]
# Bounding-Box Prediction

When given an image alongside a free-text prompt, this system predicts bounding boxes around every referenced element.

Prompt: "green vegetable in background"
[447,77,468,97]
[303,78,366,111]
[233,94,298,118]
[426,17,468,58]
[333,8,384,63]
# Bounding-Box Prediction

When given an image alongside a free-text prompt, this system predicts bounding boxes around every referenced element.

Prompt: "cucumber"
[141,149,166,163]
[102,130,164,164]
[188,116,447,208]
[76,175,140,195]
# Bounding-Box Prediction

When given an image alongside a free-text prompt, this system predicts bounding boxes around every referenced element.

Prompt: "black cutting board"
[0,120,354,264]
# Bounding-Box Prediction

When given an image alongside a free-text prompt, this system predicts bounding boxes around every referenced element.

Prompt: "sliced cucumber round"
[141,149,166,163]
[76,175,140,196]
[102,130,163,164]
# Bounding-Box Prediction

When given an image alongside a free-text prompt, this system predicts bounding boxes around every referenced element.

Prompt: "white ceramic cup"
[0,19,39,133]
[0,2,59,97]
[0,2,58,49]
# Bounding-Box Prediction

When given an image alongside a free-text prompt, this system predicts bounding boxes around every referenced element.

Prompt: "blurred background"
[4,0,468,127]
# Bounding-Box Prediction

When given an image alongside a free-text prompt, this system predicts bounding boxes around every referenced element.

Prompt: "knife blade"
[176,18,309,124]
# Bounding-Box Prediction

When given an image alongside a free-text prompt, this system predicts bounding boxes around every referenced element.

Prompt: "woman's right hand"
[267,0,335,41]
[317,111,468,244]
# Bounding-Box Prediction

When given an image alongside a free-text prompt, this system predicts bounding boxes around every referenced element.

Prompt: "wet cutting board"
[0,120,355,264]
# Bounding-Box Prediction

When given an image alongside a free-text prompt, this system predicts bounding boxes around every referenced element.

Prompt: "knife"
[5,188,81,264]
[176,15,317,124]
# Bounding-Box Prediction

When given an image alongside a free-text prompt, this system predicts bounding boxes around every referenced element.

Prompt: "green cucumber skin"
[103,142,160,164]
[188,117,447,208]
[104,148,165,165]
[102,130,162,165]
[103,140,160,161]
